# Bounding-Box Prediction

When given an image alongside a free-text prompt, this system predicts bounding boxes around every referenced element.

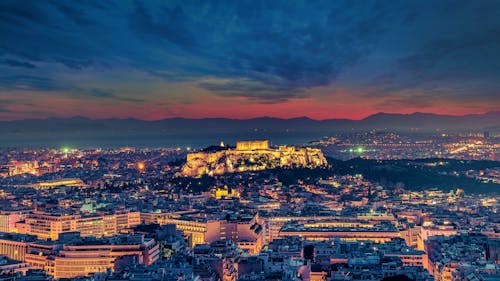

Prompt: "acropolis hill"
[181,140,327,177]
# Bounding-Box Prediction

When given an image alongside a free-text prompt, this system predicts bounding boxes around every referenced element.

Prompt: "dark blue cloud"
[0,0,499,107]
[0,75,60,91]
[0,59,36,69]
[198,79,307,104]
[88,88,145,103]
[359,0,500,107]
[129,1,197,49]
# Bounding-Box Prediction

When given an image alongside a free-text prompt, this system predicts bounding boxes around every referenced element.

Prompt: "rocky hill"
[181,142,327,177]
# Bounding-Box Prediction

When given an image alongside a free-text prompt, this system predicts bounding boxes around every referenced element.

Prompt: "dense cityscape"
[0,134,498,281]
[2,1,500,280]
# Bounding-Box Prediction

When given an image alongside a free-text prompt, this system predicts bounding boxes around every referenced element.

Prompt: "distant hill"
[0,112,498,147]
[358,111,500,130]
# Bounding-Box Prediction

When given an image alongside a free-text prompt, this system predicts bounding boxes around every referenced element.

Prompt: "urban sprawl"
[0,132,499,281]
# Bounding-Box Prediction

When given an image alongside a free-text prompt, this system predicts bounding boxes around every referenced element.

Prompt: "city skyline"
[1,2,500,281]
[1,0,500,121]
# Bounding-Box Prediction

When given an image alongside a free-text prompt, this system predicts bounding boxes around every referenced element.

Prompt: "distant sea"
[0,132,324,149]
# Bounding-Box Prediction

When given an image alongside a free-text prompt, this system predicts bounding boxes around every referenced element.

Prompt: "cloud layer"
[0,0,499,120]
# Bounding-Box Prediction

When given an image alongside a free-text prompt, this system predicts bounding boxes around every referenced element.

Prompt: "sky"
[0,0,499,120]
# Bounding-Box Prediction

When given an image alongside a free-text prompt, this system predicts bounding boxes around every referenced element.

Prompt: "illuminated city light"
[137,162,145,170]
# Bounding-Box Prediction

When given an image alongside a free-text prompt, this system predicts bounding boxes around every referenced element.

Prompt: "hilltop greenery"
[274,158,500,194]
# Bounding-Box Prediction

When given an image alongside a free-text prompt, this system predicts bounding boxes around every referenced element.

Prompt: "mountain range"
[0,112,498,148]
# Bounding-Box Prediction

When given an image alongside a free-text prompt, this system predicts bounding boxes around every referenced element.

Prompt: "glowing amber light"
[137,162,145,170]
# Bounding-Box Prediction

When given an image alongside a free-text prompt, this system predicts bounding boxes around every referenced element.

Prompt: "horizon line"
[0,110,498,122]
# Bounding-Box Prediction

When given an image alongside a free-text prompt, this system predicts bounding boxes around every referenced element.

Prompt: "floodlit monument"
[181,140,327,177]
